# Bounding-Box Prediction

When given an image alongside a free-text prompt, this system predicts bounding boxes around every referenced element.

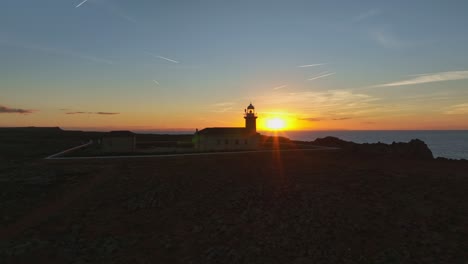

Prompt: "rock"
[312,137,433,160]
[312,137,354,148]
[391,139,433,160]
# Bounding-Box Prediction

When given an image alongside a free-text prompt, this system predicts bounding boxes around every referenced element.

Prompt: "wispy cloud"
[256,90,378,107]
[213,107,233,113]
[273,85,287,90]
[76,0,137,24]
[153,80,160,86]
[253,90,379,119]
[96,112,119,115]
[211,102,236,113]
[66,111,119,115]
[66,111,90,115]
[213,102,235,107]
[307,72,335,81]
[298,63,325,68]
[167,65,200,70]
[0,105,34,114]
[298,117,322,122]
[370,29,406,48]
[444,103,468,115]
[353,8,381,22]
[373,70,468,87]
[299,116,351,122]
[104,0,137,24]
[0,37,113,64]
[75,0,89,8]
[150,54,179,64]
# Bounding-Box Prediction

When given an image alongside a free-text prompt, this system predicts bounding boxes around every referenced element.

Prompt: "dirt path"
[46,146,338,160]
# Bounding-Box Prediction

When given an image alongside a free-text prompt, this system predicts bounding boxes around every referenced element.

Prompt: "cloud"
[252,89,380,119]
[273,85,287,90]
[0,38,113,64]
[298,63,326,68]
[153,80,160,86]
[299,117,351,122]
[307,72,335,81]
[75,0,88,8]
[370,29,406,48]
[66,111,119,115]
[213,102,235,107]
[96,112,119,115]
[211,102,236,113]
[213,107,233,113]
[444,103,468,115]
[353,8,381,22]
[77,0,137,24]
[101,0,138,24]
[298,117,322,122]
[66,111,90,115]
[167,65,200,70]
[373,70,468,87]
[147,53,179,64]
[0,105,34,114]
[257,90,378,107]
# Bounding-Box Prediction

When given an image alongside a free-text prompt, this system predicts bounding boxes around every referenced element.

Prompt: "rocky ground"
[1,149,467,263]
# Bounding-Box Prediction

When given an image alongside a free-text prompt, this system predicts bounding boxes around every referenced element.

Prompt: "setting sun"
[266,117,286,130]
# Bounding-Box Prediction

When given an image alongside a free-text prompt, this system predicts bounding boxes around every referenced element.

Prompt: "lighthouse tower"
[244,103,257,133]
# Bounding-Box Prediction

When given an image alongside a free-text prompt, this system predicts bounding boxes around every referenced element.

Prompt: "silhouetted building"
[194,103,260,151]
[101,131,136,153]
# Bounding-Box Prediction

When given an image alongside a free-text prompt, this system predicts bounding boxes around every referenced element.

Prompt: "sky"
[1,0,468,131]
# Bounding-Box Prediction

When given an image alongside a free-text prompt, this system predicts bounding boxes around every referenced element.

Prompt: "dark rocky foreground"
[1,148,467,263]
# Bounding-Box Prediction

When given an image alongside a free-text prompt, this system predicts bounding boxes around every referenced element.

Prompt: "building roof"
[247,103,255,109]
[198,127,257,136]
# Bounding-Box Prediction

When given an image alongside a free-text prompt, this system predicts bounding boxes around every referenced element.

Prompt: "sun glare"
[266,117,286,130]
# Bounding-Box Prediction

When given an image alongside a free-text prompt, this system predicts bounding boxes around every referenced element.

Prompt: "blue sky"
[1,0,468,130]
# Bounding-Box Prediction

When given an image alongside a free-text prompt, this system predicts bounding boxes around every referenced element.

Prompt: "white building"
[194,103,260,151]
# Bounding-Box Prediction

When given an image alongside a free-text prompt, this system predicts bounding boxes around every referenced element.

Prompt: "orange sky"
[2,101,467,132]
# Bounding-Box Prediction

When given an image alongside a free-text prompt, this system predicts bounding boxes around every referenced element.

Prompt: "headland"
[0,127,467,263]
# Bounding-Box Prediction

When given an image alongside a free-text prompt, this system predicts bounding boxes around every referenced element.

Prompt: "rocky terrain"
[1,147,467,263]
[310,136,434,160]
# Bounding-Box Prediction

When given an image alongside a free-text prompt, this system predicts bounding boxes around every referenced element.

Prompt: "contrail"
[75,0,88,8]
[153,80,160,85]
[156,55,179,64]
[307,72,335,81]
[298,63,325,68]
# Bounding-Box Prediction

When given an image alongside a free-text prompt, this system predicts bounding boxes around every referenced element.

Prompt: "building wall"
[196,134,259,151]
[102,137,136,153]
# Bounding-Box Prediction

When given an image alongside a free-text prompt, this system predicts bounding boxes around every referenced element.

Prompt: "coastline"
[1,127,467,263]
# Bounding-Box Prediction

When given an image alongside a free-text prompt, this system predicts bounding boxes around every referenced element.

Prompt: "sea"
[260,130,468,160]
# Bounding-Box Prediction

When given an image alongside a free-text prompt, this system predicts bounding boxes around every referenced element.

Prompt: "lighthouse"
[244,103,257,132]
[194,103,260,151]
